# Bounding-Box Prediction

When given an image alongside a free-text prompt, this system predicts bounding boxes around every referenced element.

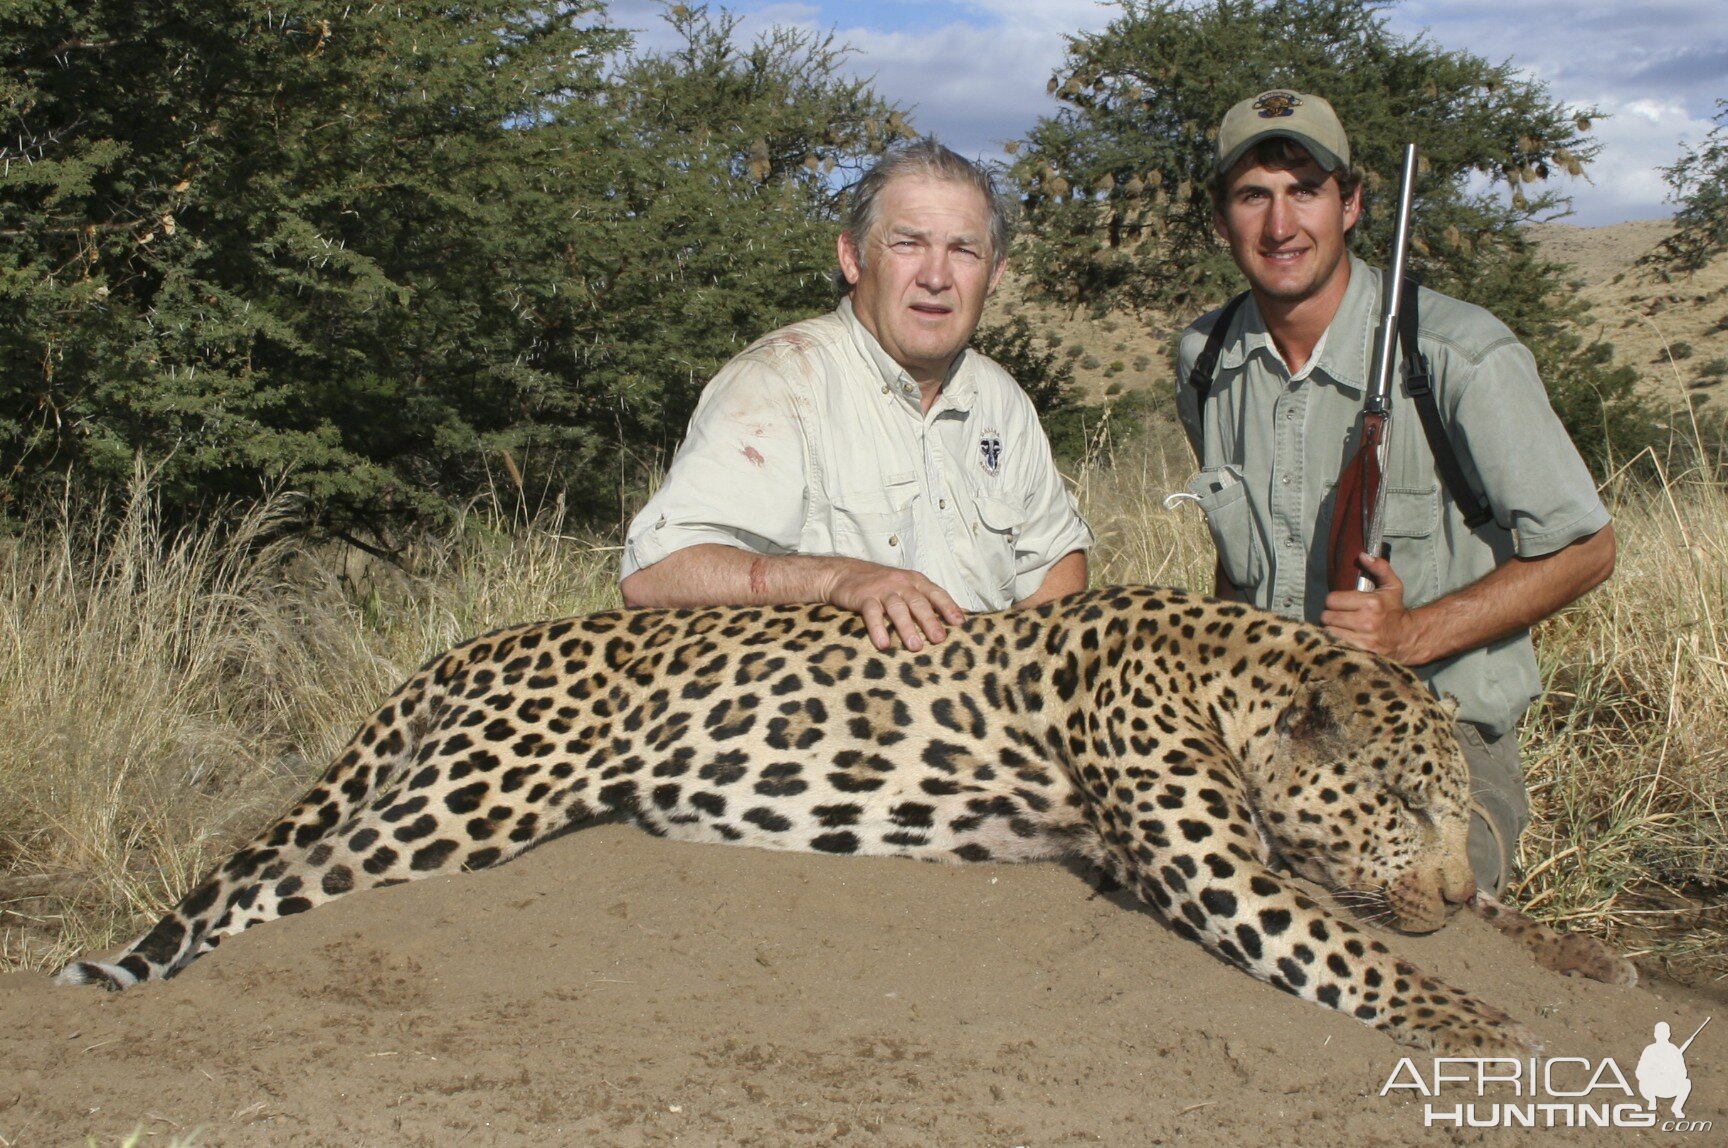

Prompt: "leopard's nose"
[1443,872,1477,907]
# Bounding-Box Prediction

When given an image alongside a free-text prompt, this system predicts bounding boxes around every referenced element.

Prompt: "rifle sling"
[1185,292,1248,408]
[1397,284,1495,528]
[1189,281,1493,530]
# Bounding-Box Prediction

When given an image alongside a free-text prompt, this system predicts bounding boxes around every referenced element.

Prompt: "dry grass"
[1517,441,1728,981]
[1,439,1723,985]
[0,477,619,972]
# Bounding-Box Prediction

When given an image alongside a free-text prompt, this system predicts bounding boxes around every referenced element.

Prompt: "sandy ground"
[4,822,1721,1146]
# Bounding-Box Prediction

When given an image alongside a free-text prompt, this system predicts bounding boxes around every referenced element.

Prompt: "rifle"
[1327,143,1419,593]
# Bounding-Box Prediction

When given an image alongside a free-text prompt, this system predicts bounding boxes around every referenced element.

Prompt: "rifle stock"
[1327,410,1385,592]
[1327,143,1419,594]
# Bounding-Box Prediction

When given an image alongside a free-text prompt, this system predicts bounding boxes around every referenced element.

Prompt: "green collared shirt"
[624,299,1094,611]
[1176,255,1610,735]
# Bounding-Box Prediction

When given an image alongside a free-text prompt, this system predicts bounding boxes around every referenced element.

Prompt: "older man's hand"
[824,560,967,652]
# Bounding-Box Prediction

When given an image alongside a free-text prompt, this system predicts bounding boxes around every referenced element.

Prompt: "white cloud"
[812,23,1069,158]
[1385,0,1727,221]
[1554,97,1718,224]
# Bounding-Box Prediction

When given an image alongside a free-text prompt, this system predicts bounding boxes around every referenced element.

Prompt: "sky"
[605,0,1728,227]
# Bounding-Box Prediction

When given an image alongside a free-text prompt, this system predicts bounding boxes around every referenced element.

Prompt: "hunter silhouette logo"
[1638,1018,1709,1120]
[1254,91,1300,119]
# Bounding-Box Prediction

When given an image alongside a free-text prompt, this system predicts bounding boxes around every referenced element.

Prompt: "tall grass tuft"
[0,476,617,971]
[1519,446,1728,980]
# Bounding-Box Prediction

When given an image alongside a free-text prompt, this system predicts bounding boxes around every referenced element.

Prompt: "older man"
[1176,90,1616,894]
[621,139,1093,650]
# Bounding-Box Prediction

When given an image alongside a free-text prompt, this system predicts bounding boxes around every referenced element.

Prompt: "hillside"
[1534,219,1728,406]
[991,218,1728,417]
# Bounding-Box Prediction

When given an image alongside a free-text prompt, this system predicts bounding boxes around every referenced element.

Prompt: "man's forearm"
[1013,550,1088,609]
[1384,525,1616,666]
[621,543,969,652]
[619,544,852,609]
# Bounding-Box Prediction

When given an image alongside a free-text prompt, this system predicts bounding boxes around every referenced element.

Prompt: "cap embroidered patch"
[1254,91,1300,119]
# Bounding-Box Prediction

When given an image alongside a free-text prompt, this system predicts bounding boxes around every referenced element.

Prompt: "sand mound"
[4,823,1719,1145]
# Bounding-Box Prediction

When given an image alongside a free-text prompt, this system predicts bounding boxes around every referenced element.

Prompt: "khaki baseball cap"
[1215,90,1350,175]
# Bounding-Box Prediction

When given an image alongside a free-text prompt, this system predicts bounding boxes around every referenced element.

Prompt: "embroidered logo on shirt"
[978,431,1003,477]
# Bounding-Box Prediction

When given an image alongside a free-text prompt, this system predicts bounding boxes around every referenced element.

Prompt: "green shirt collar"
[1225,253,1381,396]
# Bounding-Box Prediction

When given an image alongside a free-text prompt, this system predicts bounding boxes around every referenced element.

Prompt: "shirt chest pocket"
[973,495,1026,597]
[1382,484,1439,539]
[1379,482,1441,605]
[1187,464,1265,592]
[831,479,917,569]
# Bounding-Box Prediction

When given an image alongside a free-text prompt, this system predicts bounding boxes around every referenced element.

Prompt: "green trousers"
[1457,721,1530,898]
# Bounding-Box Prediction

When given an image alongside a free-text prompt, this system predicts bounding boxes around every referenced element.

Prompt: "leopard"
[56,585,1635,1052]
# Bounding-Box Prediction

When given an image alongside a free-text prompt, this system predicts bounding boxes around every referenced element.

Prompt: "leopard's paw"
[1389,990,1543,1056]
[1548,933,1640,987]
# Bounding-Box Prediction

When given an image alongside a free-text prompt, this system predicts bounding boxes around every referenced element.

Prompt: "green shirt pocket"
[1188,465,1265,592]
[1382,485,1439,538]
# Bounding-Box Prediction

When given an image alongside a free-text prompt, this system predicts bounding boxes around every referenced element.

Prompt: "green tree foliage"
[1651,100,1728,273]
[2,0,631,546]
[560,5,912,511]
[971,314,1089,457]
[1013,0,1653,471]
[0,1,908,545]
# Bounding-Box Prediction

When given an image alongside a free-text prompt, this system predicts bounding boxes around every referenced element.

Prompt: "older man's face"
[838,176,1005,397]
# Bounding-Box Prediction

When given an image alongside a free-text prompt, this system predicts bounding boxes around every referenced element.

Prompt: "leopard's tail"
[56,662,441,990]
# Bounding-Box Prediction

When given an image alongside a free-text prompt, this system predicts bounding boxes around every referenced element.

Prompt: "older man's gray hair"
[835,138,1014,291]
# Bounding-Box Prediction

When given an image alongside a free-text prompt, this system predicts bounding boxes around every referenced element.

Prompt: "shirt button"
[888,535,900,547]
[1280,475,1291,485]
[881,384,890,394]
[939,499,947,510]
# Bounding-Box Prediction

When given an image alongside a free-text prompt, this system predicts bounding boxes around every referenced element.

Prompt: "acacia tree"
[1,0,639,546]
[558,4,912,512]
[1010,0,1651,470]
[1651,100,1728,273]
[0,1,912,544]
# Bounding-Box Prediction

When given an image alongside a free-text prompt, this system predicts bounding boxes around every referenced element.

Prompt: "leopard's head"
[1247,661,1475,933]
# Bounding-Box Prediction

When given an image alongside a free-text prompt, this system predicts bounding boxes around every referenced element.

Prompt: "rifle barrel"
[1367,144,1420,409]
[1351,143,1421,590]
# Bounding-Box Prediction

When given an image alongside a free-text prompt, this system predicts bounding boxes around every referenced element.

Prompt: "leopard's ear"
[1438,693,1461,719]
